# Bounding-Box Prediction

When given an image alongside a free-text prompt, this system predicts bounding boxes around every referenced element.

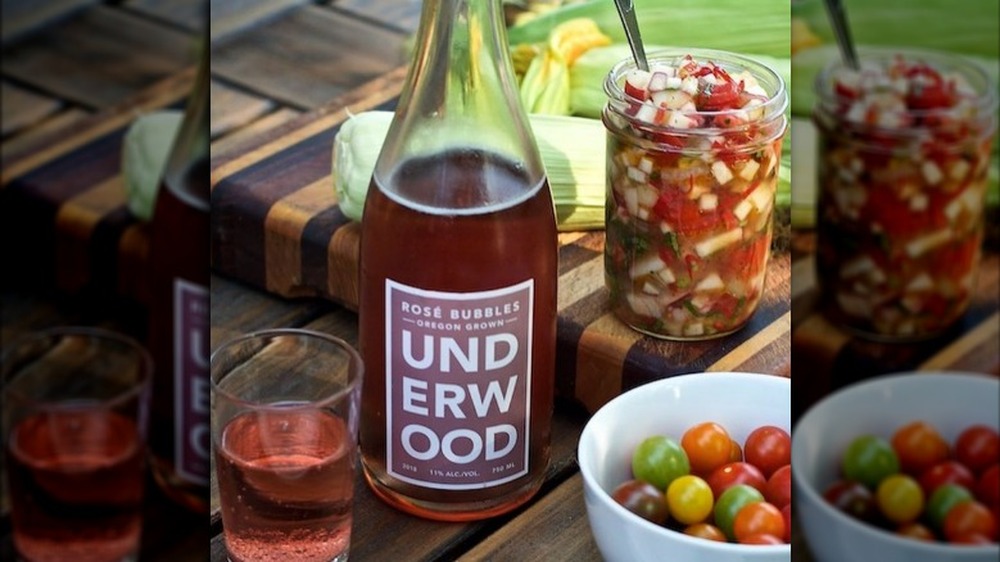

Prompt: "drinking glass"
[211,329,363,562]
[2,327,153,562]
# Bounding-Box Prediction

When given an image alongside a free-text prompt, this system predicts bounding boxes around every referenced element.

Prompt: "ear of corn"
[508,0,790,59]
[518,18,610,114]
[791,0,999,60]
[332,111,607,231]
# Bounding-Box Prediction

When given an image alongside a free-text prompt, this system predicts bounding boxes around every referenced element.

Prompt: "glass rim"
[1,326,153,411]
[814,47,999,122]
[210,328,364,412]
[604,47,789,130]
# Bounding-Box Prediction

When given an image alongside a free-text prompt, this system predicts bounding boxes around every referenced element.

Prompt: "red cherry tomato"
[781,503,792,543]
[823,480,878,522]
[955,425,1000,475]
[707,462,767,499]
[919,461,976,496]
[612,479,670,524]
[740,533,784,545]
[728,438,743,462]
[897,522,936,542]
[734,502,786,544]
[891,420,950,475]
[943,501,998,542]
[951,533,993,545]
[682,422,733,475]
[976,464,1000,507]
[765,465,792,509]
[744,426,791,478]
[683,522,727,542]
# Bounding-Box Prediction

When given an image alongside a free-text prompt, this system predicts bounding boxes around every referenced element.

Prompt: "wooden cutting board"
[1,68,196,307]
[208,66,792,413]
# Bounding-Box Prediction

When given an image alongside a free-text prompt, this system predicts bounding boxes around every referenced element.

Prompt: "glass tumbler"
[2,327,153,562]
[602,49,788,340]
[211,329,363,562]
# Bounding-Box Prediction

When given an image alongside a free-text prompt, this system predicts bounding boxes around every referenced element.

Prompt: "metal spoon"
[613,0,648,71]
[823,0,859,69]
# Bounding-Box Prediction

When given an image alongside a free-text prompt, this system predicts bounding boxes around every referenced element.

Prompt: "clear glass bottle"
[147,42,210,512]
[358,0,558,521]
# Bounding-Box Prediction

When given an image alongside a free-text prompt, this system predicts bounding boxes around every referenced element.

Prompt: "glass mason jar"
[602,49,788,340]
[814,51,997,340]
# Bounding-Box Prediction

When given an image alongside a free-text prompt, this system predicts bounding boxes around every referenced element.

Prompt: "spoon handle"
[613,0,648,71]
[824,0,859,69]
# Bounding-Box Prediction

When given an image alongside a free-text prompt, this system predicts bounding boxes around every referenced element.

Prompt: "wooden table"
[3,1,997,561]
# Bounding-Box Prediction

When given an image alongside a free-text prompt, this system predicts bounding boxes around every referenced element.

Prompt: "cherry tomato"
[876,474,924,524]
[943,501,998,542]
[612,479,669,524]
[951,533,993,545]
[897,522,936,542]
[926,483,973,530]
[681,422,733,475]
[744,426,791,478]
[955,425,1000,475]
[707,462,767,499]
[734,501,786,543]
[632,435,690,491]
[728,438,743,462]
[683,523,727,542]
[919,460,976,496]
[842,435,899,490]
[765,465,792,509]
[976,464,1000,507]
[823,480,878,522]
[714,484,764,540]
[740,533,784,545]
[781,503,792,543]
[666,475,714,525]
[891,420,950,475]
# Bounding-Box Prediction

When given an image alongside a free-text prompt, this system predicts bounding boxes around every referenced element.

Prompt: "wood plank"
[211,5,407,109]
[1,81,62,136]
[209,0,307,41]
[0,0,98,45]
[2,5,195,109]
[457,474,601,562]
[209,79,274,138]
[1,107,91,160]
[2,66,194,183]
[125,0,207,32]
[330,0,423,33]
[211,107,301,156]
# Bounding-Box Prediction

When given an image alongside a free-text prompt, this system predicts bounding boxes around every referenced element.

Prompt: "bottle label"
[385,279,533,490]
[174,278,210,485]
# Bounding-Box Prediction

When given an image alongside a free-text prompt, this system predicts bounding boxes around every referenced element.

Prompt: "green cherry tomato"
[612,479,670,524]
[926,483,974,530]
[842,435,900,489]
[666,474,714,525]
[632,435,690,491]
[876,474,924,524]
[714,483,765,540]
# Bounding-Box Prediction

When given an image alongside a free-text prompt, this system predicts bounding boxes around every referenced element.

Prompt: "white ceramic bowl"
[793,372,1000,562]
[578,372,791,562]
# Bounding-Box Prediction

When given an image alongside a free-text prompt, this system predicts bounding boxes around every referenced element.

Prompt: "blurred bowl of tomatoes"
[793,372,1000,562]
[578,371,790,562]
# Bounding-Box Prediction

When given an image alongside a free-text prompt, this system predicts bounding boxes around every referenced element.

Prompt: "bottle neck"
[375,0,544,182]
[162,42,210,211]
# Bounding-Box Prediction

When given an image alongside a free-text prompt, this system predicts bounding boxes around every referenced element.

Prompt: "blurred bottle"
[147,43,210,512]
